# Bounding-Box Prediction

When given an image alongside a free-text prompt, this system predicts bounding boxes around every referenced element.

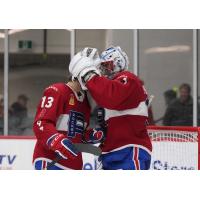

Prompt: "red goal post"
[147,126,200,170]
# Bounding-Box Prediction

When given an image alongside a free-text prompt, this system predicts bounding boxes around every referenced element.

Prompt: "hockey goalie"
[69,46,152,170]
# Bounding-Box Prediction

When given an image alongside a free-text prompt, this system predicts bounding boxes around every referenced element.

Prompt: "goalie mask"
[100,46,129,78]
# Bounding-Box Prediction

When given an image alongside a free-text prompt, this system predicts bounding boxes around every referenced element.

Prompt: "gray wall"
[105,29,134,72]
[76,29,106,53]
[139,30,193,122]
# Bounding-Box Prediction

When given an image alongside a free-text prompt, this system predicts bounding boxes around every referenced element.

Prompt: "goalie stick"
[47,143,101,169]
[148,95,154,107]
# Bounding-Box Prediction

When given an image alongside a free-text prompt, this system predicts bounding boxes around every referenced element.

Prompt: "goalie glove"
[69,47,101,90]
[82,47,99,59]
[47,133,79,160]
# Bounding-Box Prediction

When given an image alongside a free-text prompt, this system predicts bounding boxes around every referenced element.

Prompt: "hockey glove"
[47,133,79,160]
[69,47,101,90]
[84,128,105,144]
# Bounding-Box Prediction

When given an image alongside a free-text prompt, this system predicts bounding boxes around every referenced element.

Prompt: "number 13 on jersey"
[41,96,54,108]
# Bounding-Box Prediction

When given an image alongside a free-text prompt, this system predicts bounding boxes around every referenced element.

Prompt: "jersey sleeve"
[86,74,142,110]
[33,85,66,148]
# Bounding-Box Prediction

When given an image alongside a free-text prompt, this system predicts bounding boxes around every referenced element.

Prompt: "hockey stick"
[47,143,101,169]
[148,95,154,108]
[74,143,101,156]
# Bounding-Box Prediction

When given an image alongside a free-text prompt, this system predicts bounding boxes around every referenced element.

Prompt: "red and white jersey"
[86,70,152,154]
[33,83,91,169]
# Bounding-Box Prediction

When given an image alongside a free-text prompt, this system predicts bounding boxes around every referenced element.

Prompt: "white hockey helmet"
[100,46,129,76]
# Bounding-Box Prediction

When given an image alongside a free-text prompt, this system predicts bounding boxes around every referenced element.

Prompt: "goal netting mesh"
[147,126,200,170]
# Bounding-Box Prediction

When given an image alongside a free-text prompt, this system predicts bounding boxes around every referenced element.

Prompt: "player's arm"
[86,75,137,110]
[69,47,141,109]
[33,86,64,146]
[33,86,79,159]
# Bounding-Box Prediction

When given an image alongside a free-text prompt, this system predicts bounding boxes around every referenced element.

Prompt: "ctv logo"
[0,155,17,165]
[152,160,195,170]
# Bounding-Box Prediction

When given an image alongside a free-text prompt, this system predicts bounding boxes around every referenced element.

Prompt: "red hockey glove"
[47,133,79,160]
[84,128,105,144]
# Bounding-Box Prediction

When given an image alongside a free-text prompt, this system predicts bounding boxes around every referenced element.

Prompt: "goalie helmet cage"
[147,126,200,170]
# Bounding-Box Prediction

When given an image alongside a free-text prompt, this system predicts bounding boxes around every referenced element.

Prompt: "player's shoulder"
[114,70,142,83]
[44,83,69,94]
[114,71,134,79]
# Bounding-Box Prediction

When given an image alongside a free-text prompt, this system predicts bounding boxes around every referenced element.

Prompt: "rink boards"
[0,136,198,170]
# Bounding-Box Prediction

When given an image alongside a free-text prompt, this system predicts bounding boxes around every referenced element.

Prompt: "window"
[139,30,193,126]
[8,29,70,135]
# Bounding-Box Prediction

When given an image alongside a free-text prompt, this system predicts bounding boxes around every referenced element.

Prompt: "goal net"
[147,126,200,170]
